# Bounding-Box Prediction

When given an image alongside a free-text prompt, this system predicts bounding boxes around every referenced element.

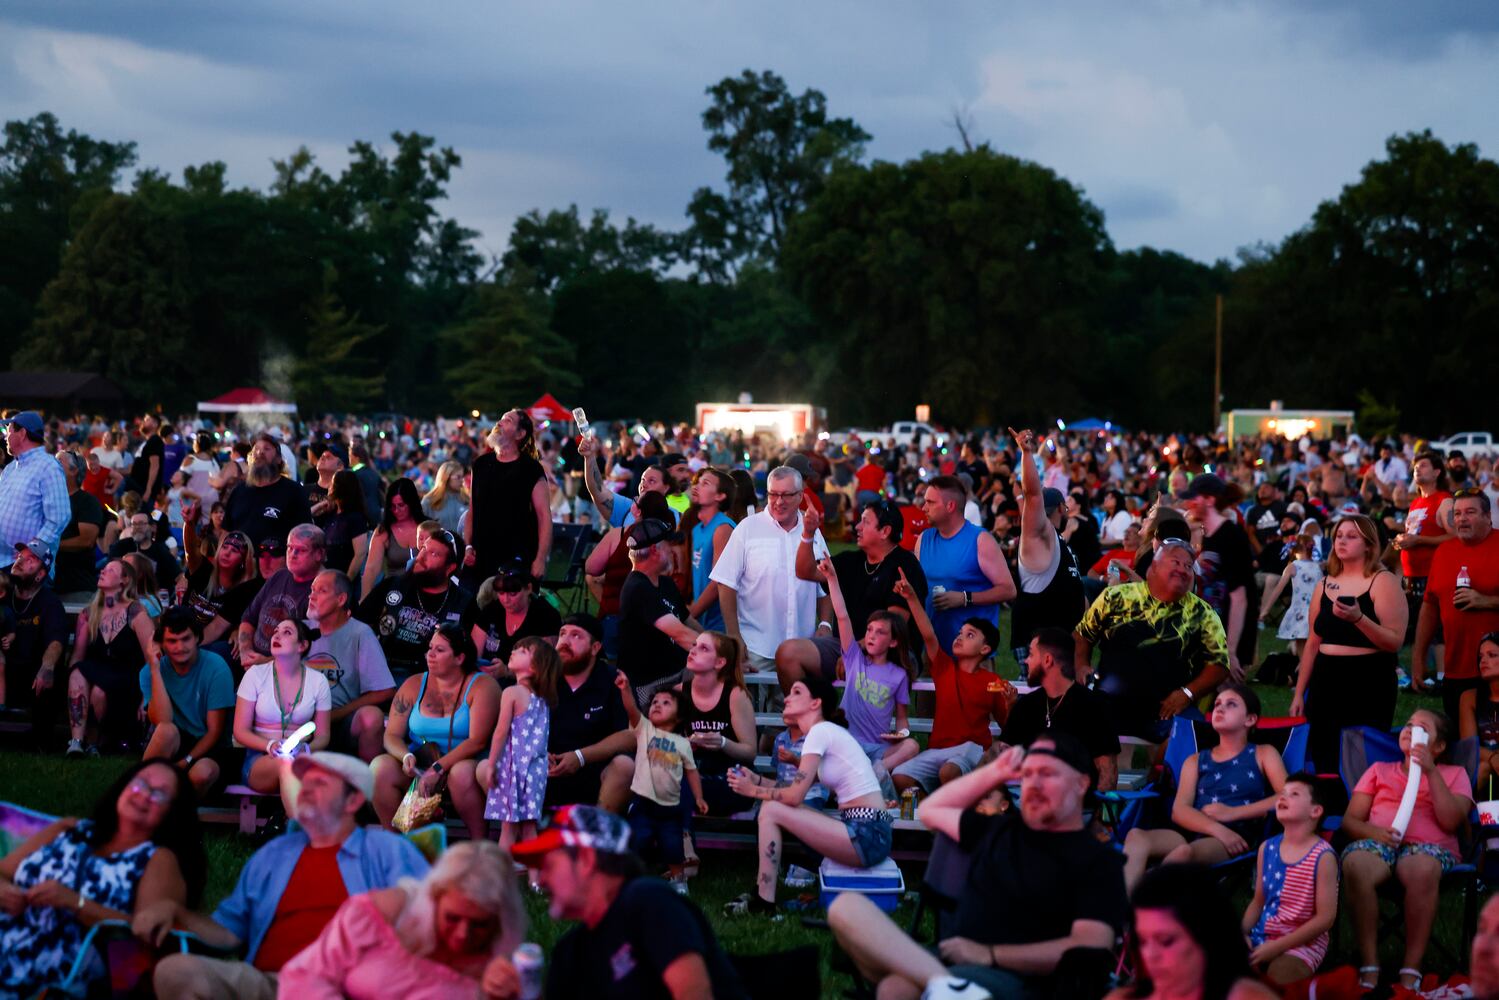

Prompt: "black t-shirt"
[955,809,1128,984]
[223,477,314,546]
[127,434,165,497]
[617,572,688,687]
[322,510,370,576]
[474,597,562,663]
[1245,501,1287,555]
[546,660,631,806]
[547,878,749,1000]
[55,489,105,594]
[3,585,69,701]
[829,547,927,641]
[108,537,181,593]
[356,576,475,679]
[1002,684,1120,761]
[469,452,546,571]
[1197,521,1256,661]
[1066,516,1102,575]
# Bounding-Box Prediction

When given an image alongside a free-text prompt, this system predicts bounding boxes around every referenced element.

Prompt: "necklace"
[11,588,38,620]
[1044,686,1069,729]
[416,587,446,616]
[271,662,307,738]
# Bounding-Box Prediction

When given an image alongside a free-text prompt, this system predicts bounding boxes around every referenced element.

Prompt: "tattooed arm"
[727,753,822,807]
[382,677,419,762]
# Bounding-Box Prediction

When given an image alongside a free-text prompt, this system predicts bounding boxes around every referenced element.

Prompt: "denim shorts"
[892,742,983,791]
[841,807,894,868]
[1342,838,1458,873]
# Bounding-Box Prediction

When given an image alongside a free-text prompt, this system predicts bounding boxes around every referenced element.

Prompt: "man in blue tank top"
[916,475,1016,656]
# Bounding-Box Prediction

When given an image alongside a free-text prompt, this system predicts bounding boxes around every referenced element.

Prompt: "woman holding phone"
[1290,515,1407,772]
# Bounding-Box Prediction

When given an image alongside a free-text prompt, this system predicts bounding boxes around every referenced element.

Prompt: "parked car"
[1430,431,1495,460]
[828,421,947,449]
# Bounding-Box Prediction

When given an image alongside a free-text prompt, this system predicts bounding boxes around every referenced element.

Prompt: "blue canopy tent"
[1064,417,1122,432]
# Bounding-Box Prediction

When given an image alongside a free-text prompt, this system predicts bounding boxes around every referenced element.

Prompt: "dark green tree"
[685,70,869,280]
[501,205,675,292]
[440,277,579,413]
[0,113,137,366]
[782,146,1111,425]
[16,193,193,405]
[291,266,387,413]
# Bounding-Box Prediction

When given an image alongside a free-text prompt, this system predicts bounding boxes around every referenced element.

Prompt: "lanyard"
[272,663,307,738]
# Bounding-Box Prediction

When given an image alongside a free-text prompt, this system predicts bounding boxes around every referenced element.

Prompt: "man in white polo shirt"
[710,466,831,676]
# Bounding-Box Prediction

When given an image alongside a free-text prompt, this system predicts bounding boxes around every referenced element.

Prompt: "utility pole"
[1213,294,1223,430]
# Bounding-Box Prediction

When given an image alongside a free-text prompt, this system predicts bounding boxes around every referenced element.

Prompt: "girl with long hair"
[421,460,470,535]
[233,618,333,794]
[323,469,372,577]
[480,637,561,854]
[361,477,423,600]
[678,630,758,819]
[65,559,157,757]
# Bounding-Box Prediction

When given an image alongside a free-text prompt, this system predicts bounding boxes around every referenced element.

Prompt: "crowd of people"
[0,405,1497,997]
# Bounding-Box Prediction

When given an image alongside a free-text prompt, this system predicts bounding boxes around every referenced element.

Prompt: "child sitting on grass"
[615,671,706,892]
[1242,773,1338,986]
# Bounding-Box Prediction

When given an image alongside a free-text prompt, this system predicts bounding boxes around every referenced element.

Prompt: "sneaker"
[669,876,689,896]
[85,744,100,759]
[723,892,776,917]
[922,976,994,1000]
[65,739,85,759]
[783,864,816,888]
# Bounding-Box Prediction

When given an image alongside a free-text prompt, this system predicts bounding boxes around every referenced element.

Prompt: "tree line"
[3,69,1496,433]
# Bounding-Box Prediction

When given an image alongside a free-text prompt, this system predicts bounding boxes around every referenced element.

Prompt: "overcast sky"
[2,1,1495,264]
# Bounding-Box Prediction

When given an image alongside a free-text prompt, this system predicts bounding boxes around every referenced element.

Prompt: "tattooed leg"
[757,803,783,903]
[67,671,88,740]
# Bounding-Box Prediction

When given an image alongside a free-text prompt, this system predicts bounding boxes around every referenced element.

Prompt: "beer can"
[930,585,946,598]
[513,942,544,999]
[900,787,918,821]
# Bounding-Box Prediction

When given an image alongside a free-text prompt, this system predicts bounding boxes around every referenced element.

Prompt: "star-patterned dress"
[1191,744,1268,848]
[1250,834,1334,971]
[485,691,549,822]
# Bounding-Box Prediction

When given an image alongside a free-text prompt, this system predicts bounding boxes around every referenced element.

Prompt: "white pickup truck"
[834,421,947,448]
[1430,431,1495,459]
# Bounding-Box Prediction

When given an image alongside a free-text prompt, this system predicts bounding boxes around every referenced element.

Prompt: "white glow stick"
[276,721,317,758]
[1391,726,1428,841]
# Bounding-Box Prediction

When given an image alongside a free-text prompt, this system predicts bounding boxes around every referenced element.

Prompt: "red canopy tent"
[527,393,573,423]
[197,387,297,414]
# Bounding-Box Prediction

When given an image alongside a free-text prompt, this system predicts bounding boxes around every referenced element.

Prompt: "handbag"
[393,678,461,833]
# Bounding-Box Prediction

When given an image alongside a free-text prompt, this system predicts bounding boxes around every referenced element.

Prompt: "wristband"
[895,728,910,738]
[403,753,416,770]
[801,534,814,543]
[1180,686,1194,701]
[77,890,89,914]
[963,591,972,607]
[817,620,833,632]
[574,749,586,767]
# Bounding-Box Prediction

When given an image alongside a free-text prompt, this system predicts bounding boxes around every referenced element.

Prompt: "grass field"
[0,622,1478,991]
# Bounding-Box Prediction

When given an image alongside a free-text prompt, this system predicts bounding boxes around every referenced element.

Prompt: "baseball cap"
[561,612,605,644]
[14,537,54,571]
[256,537,285,557]
[511,805,632,866]
[659,452,688,469]
[625,518,677,550]
[1177,473,1227,500]
[292,751,376,802]
[1025,730,1098,792]
[1041,488,1066,513]
[3,411,44,437]
[322,440,350,467]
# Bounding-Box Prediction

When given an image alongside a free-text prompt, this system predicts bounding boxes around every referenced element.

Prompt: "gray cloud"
[1,1,1494,263]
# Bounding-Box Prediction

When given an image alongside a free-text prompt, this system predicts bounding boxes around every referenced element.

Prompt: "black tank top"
[680,680,735,777]
[1012,531,1086,650]
[1313,578,1379,649]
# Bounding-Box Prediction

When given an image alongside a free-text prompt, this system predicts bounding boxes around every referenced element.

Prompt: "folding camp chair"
[539,522,596,614]
[47,919,213,999]
[1336,725,1482,971]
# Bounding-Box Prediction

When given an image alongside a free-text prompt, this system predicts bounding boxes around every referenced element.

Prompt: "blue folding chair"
[47,919,209,999]
[1336,725,1482,971]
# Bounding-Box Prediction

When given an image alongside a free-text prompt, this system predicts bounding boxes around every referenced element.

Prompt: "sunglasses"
[128,779,173,806]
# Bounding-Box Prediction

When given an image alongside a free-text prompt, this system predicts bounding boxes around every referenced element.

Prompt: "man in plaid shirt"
[0,412,68,572]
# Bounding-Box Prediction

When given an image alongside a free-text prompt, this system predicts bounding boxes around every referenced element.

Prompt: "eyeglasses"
[766,490,802,501]
[128,779,173,806]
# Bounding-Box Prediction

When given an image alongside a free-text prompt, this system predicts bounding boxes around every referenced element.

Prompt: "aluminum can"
[513,942,544,999]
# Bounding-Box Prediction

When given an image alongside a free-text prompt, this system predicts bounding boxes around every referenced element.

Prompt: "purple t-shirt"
[839,641,911,747]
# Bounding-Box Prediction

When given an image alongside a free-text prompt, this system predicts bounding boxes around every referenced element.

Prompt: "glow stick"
[276,721,317,758]
[1391,726,1428,841]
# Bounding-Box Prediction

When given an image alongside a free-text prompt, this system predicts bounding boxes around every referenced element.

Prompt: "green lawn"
[0,623,1476,987]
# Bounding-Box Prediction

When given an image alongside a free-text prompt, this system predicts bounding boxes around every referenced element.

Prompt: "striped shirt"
[0,447,69,569]
[1251,834,1334,969]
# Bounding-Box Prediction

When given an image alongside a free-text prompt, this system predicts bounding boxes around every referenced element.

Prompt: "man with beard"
[223,433,313,547]
[52,450,104,597]
[2,540,68,730]
[1007,428,1085,677]
[356,530,474,684]
[1415,490,1499,719]
[829,732,1126,1000]
[540,614,634,810]
[1074,539,1229,743]
[237,524,325,666]
[140,752,428,1000]
[999,626,1120,790]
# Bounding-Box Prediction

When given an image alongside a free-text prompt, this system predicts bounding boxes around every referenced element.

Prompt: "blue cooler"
[818,856,905,913]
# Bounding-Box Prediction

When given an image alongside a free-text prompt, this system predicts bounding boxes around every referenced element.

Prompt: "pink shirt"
[277,894,487,999]
[1354,760,1473,854]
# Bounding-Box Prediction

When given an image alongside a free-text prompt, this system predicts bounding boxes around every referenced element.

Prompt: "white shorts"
[892,741,983,791]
